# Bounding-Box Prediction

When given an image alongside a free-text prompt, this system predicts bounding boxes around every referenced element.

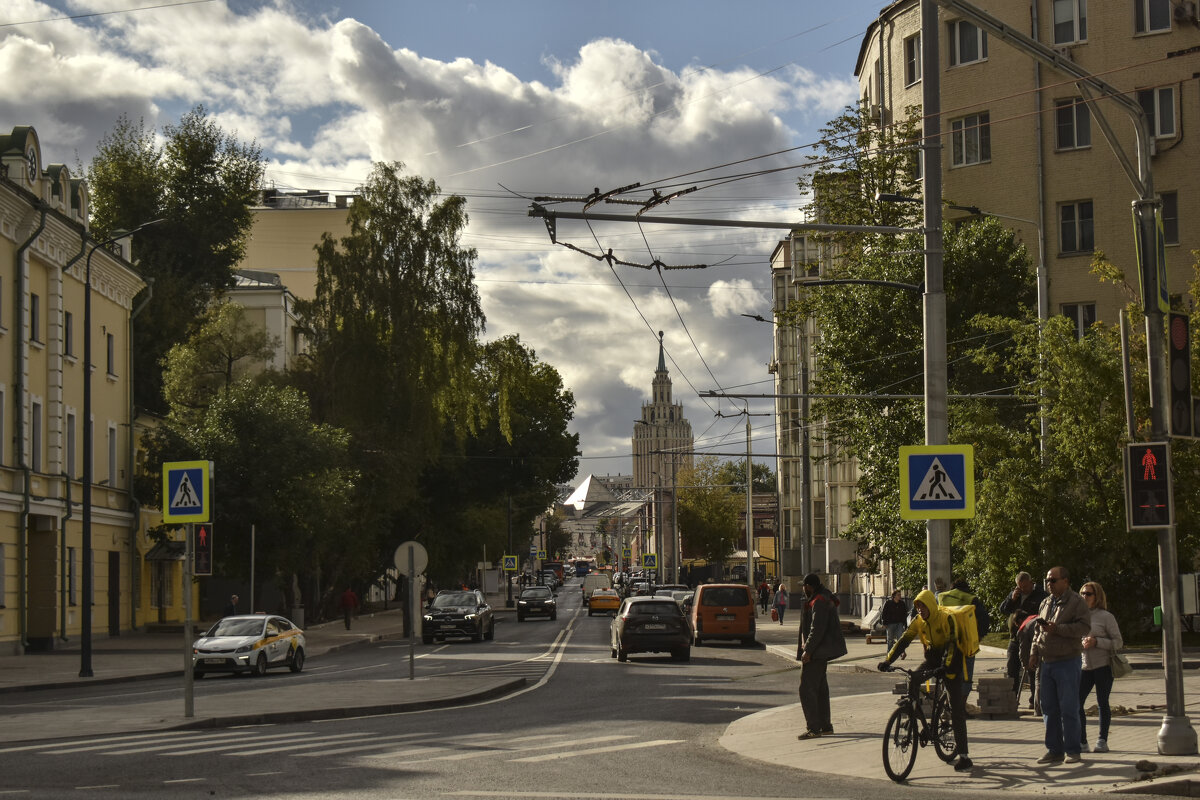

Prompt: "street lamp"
[78,220,161,678]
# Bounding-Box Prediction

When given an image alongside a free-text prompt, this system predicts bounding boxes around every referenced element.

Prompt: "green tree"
[88,107,265,413]
[715,460,776,494]
[677,455,742,562]
[543,512,570,560]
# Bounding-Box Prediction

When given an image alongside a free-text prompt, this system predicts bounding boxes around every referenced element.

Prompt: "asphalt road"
[0,582,1119,799]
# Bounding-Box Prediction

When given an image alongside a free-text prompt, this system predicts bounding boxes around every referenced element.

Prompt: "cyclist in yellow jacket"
[878,588,972,772]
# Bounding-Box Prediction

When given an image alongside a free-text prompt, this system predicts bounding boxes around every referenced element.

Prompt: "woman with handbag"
[1079,581,1123,753]
[773,583,789,625]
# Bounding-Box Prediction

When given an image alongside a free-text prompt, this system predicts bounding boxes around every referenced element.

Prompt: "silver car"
[192,614,306,678]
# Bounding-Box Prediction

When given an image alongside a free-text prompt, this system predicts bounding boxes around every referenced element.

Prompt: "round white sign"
[393,541,429,575]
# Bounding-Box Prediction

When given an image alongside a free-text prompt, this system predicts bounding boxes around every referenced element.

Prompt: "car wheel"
[587,609,593,616]
[472,626,483,642]
[485,621,495,641]
[617,648,628,662]
[741,636,756,647]
[550,613,557,621]
[673,646,690,662]
[517,613,525,622]
[289,647,305,673]
[252,653,268,677]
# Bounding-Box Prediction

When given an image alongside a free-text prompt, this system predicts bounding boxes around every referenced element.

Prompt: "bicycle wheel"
[882,705,918,782]
[931,683,958,763]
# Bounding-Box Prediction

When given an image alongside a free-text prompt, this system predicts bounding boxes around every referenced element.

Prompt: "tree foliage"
[714,460,776,494]
[88,107,265,413]
[677,455,743,562]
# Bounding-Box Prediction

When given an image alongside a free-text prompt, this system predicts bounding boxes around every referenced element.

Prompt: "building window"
[1138,87,1175,137]
[1054,0,1087,43]
[951,113,991,166]
[1060,201,1095,253]
[904,34,922,86]
[948,20,987,66]
[31,400,42,473]
[1062,303,1097,338]
[1161,191,1179,245]
[0,543,5,607]
[68,546,77,606]
[106,332,116,376]
[1055,98,1091,149]
[1135,0,1171,33]
[108,424,118,488]
[64,311,74,357]
[66,411,76,479]
[30,293,40,343]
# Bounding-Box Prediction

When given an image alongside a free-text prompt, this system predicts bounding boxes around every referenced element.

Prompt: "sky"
[2,0,881,485]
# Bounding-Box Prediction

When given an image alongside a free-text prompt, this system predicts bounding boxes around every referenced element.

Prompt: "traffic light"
[1169,312,1192,438]
[1125,442,1172,529]
[194,524,213,576]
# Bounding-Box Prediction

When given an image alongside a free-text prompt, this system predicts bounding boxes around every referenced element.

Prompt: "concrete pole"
[921,0,952,591]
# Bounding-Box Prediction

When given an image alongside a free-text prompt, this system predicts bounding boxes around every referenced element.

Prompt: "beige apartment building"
[858,0,1198,327]
[0,125,147,654]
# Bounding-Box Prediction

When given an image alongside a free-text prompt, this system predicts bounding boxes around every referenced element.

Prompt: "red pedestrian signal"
[1125,442,1172,529]
[194,524,213,576]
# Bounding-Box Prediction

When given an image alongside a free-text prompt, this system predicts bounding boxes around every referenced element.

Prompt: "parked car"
[517,586,557,621]
[192,614,305,678]
[422,590,495,643]
[690,583,756,647]
[588,588,622,615]
[610,596,691,662]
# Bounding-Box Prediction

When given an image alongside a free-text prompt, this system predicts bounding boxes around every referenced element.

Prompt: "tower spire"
[657,330,666,372]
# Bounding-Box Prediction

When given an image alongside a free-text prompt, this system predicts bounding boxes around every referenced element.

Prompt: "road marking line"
[508,739,684,763]
[292,732,427,757]
[0,730,194,754]
[48,729,269,755]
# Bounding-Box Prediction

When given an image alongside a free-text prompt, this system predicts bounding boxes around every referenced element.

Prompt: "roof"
[144,540,185,562]
[562,474,619,511]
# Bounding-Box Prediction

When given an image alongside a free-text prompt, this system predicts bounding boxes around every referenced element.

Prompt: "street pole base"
[1157,715,1198,755]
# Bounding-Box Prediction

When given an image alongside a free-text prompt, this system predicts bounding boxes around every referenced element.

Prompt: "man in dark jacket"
[796,573,848,740]
[999,571,1048,693]
[880,590,908,652]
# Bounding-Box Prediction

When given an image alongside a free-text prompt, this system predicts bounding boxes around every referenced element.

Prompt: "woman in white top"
[1078,581,1123,753]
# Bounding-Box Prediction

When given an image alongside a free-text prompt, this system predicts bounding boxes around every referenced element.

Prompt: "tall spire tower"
[632,332,694,580]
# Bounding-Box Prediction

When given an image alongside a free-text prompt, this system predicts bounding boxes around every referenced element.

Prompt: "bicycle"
[879,663,958,782]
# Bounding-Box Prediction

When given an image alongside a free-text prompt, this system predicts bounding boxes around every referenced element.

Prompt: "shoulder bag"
[1110,651,1133,679]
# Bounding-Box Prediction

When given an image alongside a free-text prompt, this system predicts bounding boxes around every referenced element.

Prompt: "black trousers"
[945,671,970,756]
[799,658,831,732]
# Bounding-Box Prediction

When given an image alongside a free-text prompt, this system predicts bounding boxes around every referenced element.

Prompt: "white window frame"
[904,33,922,86]
[1055,98,1091,149]
[1138,87,1175,138]
[1053,0,1087,44]
[1062,302,1097,339]
[1059,200,1095,254]
[1135,0,1171,33]
[948,20,987,66]
[951,112,991,166]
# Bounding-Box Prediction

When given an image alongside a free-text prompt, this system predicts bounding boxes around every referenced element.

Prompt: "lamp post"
[78,220,160,678]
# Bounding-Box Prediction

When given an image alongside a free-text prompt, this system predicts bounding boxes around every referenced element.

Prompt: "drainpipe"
[127,278,154,632]
[59,472,71,641]
[15,204,47,652]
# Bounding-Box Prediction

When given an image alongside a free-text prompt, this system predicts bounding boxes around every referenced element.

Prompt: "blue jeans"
[1040,658,1083,755]
[775,603,786,624]
[1079,665,1114,743]
[885,622,905,651]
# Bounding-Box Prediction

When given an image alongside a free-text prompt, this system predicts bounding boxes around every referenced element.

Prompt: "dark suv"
[422,590,495,643]
[517,586,557,621]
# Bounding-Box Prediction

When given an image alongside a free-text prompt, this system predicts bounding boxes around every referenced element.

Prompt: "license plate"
[204,658,225,664]
[643,623,666,630]
[716,614,736,621]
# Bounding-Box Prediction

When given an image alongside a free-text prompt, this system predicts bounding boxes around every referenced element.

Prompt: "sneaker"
[1093,740,1109,753]
[819,726,834,735]
[797,730,822,741]
[954,755,973,772]
[1065,753,1082,764]
[1037,751,1064,765]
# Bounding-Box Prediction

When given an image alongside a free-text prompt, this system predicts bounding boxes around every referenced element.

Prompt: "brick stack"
[975,676,1019,719]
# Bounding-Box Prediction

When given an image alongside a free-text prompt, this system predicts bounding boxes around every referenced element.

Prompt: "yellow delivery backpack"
[942,604,981,658]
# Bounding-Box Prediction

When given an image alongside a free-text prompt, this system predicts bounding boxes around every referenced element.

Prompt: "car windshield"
[521,588,551,599]
[701,587,751,606]
[206,618,264,637]
[432,592,476,608]
[629,601,680,617]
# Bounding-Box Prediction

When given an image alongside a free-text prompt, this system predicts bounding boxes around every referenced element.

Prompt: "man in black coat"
[795,573,848,739]
[999,571,1047,693]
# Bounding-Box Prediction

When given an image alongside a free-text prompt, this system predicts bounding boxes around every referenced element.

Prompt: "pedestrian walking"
[880,590,908,652]
[758,580,771,615]
[1078,581,1122,753]
[796,573,847,740]
[222,594,239,618]
[879,588,974,772]
[340,586,360,630]
[1000,571,1048,695]
[773,582,789,625]
[1030,566,1091,765]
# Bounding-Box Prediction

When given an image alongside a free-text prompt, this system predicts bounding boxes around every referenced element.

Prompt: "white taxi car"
[192,614,306,678]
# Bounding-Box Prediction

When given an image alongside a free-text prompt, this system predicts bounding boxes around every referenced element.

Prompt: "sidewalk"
[745,609,1200,795]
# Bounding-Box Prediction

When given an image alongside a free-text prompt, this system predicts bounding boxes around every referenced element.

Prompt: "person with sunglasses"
[1078,581,1122,753]
[1030,566,1092,765]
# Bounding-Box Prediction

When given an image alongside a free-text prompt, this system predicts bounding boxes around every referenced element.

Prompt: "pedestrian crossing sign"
[899,445,975,520]
[642,553,657,569]
[502,555,517,571]
[163,460,212,523]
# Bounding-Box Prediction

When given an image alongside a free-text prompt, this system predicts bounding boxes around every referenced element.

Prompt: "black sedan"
[422,590,495,643]
[610,596,690,662]
[517,586,557,621]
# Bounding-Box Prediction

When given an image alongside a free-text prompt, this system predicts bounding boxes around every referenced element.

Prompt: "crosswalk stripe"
[508,739,684,763]
[291,733,427,757]
[220,732,389,757]
[47,729,267,755]
[102,731,323,756]
[157,731,362,756]
[0,730,194,754]
[379,734,632,765]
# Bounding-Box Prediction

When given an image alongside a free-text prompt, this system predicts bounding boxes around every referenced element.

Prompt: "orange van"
[690,583,756,646]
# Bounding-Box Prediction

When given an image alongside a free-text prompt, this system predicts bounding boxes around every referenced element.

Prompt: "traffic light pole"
[184,523,194,718]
